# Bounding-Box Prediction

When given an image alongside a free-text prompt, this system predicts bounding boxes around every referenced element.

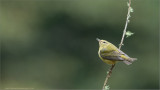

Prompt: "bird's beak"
[96,38,100,42]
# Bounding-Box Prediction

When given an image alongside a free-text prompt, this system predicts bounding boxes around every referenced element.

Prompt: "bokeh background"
[0,0,159,89]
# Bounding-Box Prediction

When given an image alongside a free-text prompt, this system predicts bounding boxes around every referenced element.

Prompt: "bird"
[97,38,137,65]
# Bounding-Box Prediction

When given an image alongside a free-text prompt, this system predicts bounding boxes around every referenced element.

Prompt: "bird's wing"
[107,43,130,58]
[100,50,124,61]
[118,49,130,57]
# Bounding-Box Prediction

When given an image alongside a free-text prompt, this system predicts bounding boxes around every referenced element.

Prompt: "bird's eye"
[103,42,106,43]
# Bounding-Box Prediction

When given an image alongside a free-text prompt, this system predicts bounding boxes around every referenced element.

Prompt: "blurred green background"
[0,0,159,89]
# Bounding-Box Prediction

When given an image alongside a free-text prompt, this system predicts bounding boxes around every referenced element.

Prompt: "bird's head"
[96,38,110,47]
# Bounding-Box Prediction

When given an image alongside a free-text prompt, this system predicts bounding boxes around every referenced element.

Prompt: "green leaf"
[104,85,110,90]
[106,71,109,74]
[130,7,134,12]
[125,31,134,38]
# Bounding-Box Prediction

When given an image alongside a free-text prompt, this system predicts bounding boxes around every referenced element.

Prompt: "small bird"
[97,38,137,65]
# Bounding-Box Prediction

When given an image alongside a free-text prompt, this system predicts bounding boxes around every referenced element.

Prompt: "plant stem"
[102,64,115,90]
[119,0,131,49]
[102,0,132,90]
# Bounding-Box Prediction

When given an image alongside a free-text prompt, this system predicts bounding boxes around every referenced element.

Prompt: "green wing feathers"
[100,45,137,65]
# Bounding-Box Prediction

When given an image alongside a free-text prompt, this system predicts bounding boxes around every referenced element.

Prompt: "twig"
[102,0,132,90]
[119,0,132,49]
[102,64,115,90]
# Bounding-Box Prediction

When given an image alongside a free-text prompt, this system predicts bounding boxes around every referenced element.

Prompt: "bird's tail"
[123,58,137,65]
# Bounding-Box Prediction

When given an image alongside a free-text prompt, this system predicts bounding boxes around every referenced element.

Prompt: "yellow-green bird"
[97,38,137,65]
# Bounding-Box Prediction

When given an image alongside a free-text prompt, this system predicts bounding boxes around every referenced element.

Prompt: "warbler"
[97,38,137,65]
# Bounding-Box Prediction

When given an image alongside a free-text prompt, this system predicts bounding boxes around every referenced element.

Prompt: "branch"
[102,64,115,90]
[119,0,132,49]
[102,0,132,90]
